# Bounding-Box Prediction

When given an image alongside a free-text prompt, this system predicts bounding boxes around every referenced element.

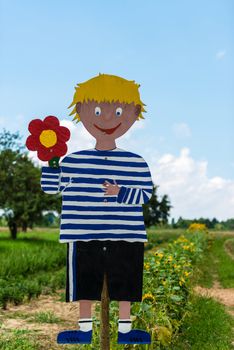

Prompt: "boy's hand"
[103,180,120,196]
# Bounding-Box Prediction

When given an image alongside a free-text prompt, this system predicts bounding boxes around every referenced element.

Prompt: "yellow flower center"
[39,130,57,148]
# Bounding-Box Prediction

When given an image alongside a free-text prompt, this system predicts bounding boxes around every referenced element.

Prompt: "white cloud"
[60,120,94,153]
[216,50,226,60]
[173,122,191,138]
[150,147,234,221]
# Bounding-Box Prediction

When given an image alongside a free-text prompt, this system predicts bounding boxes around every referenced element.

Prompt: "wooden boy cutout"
[40,74,153,345]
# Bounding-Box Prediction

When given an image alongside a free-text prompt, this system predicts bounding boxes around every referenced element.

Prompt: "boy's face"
[76,101,141,141]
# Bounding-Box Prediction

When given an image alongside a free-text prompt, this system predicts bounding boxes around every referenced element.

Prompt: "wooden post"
[100,273,110,350]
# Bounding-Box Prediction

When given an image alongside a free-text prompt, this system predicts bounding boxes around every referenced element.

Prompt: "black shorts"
[65,240,144,302]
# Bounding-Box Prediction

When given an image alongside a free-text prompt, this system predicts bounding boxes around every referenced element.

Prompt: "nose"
[102,110,114,121]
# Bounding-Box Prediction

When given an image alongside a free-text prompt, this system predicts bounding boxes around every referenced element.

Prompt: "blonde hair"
[68,73,146,123]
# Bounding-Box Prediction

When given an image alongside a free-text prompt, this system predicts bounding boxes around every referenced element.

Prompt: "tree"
[0,129,60,239]
[159,194,173,225]
[143,184,161,227]
[143,185,172,227]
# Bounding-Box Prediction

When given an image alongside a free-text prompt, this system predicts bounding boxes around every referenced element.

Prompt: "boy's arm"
[40,165,61,194]
[116,160,153,205]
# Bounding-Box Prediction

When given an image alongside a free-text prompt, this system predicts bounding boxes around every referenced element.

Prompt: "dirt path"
[194,282,234,316]
[193,238,234,346]
[0,292,97,350]
[193,237,234,317]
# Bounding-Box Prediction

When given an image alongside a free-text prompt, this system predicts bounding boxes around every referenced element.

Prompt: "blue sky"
[0,0,233,220]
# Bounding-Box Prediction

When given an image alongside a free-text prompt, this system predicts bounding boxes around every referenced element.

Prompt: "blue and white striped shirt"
[41,147,153,243]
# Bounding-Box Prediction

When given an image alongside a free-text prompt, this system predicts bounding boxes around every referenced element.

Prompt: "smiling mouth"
[94,123,121,135]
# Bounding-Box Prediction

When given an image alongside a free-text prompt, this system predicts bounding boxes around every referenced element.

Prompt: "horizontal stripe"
[61,214,142,221]
[43,190,59,194]
[61,219,143,225]
[41,181,59,186]
[63,190,107,195]
[60,233,147,240]
[62,162,147,172]
[61,223,145,230]
[61,200,143,207]
[66,153,144,165]
[61,229,146,234]
[41,174,59,179]
[61,205,142,212]
[60,177,152,186]
[42,167,60,174]
[72,150,141,158]
[61,166,151,177]
[61,210,141,217]
[62,195,117,202]
[63,192,113,198]
[63,187,105,193]
[63,157,147,167]
[41,186,59,192]
[60,184,152,192]
[61,238,147,243]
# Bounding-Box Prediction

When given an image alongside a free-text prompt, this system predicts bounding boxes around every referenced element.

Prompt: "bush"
[129,227,210,348]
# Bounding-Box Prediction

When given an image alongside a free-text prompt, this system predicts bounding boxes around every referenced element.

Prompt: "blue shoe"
[118,329,151,344]
[57,330,92,344]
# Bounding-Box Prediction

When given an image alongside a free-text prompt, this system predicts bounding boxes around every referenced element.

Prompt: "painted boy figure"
[40,74,153,344]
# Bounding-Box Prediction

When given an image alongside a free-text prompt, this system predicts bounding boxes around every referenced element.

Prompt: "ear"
[76,102,82,114]
[135,104,141,117]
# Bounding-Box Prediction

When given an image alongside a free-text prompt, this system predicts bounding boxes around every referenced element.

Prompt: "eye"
[116,107,123,117]
[95,106,101,116]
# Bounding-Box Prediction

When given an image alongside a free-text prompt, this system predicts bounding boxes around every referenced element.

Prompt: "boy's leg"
[78,300,93,332]
[119,301,131,319]
[79,300,92,318]
[118,301,132,333]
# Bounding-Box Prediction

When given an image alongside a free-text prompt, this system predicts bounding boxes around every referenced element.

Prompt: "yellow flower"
[144,263,150,270]
[176,235,189,243]
[142,293,155,302]
[187,223,208,233]
[179,277,185,286]
[183,271,190,277]
[158,253,164,259]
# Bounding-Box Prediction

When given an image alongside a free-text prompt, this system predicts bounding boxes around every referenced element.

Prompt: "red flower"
[26,116,70,161]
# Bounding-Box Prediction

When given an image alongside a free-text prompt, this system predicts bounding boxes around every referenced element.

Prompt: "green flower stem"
[48,157,60,168]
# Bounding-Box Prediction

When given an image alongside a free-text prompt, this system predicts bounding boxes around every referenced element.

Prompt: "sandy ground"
[0,292,99,349]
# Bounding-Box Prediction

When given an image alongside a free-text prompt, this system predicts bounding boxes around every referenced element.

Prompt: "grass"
[173,231,234,349]
[172,293,234,350]
[224,238,234,259]
[194,234,234,288]
[0,329,38,350]
[33,311,61,324]
[0,229,66,307]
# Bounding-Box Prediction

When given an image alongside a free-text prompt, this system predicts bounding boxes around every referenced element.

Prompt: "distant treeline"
[170,217,234,230]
